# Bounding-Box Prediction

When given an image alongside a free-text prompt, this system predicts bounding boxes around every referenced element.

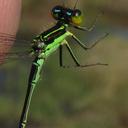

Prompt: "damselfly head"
[51,5,82,26]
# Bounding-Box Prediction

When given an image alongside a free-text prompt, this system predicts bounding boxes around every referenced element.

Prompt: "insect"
[0,0,108,128]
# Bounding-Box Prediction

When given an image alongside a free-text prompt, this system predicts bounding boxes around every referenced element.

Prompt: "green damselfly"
[0,0,109,128]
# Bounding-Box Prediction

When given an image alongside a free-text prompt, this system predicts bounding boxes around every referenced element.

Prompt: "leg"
[59,45,63,67]
[71,33,109,50]
[65,42,80,67]
[62,40,108,68]
[59,40,80,67]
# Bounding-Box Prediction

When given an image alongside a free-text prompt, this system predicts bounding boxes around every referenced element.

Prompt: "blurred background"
[0,0,128,127]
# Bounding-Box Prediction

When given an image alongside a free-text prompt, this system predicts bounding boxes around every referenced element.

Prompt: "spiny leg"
[71,33,109,50]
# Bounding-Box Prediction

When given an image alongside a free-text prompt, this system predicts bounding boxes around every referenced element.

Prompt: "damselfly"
[0,0,109,128]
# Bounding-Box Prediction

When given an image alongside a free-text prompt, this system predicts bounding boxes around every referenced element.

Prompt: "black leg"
[59,45,63,67]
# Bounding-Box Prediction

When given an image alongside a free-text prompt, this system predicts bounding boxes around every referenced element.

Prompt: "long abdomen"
[19,57,44,128]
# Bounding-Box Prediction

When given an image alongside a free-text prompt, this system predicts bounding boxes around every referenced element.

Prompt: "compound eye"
[73,9,81,17]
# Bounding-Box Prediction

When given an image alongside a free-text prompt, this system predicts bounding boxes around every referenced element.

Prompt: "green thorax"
[32,22,70,58]
[35,22,68,45]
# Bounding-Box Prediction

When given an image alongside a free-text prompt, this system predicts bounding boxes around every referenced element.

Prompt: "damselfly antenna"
[74,0,79,9]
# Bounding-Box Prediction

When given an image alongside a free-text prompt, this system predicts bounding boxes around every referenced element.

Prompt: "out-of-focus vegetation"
[0,0,128,128]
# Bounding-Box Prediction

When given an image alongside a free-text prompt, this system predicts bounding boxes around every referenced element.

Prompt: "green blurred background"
[0,0,128,127]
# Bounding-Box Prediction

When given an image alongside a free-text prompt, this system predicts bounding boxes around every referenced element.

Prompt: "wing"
[0,32,31,46]
[0,32,33,65]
